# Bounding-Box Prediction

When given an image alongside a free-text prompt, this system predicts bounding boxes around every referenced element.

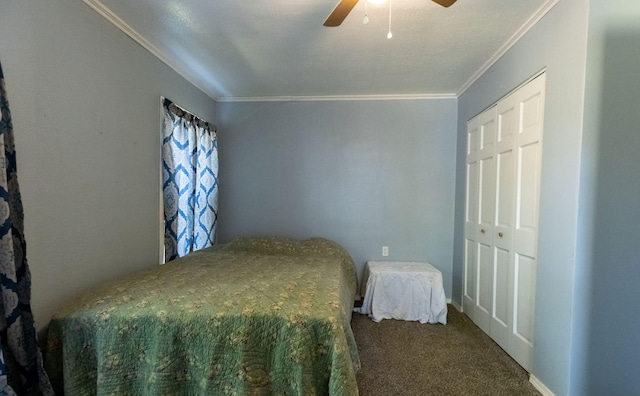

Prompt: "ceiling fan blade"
[431,0,456,7]
[323,0,359,27]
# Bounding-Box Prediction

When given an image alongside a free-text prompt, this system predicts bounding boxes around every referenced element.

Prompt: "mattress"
[44,236,360,395]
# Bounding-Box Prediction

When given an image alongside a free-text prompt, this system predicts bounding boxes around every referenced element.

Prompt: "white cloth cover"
[355,261,447,324]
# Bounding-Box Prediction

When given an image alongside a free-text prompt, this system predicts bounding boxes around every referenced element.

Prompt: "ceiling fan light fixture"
[324,0,456,28]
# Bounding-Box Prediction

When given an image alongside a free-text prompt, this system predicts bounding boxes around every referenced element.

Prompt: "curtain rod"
[161,97,217,132]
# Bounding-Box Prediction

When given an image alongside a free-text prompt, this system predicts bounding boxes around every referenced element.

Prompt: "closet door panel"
[463,239,477,319]
[476,242,493,332]
[473,110,497,333]
[519,90,544,144]
[491,246,510,349]
[497,106,515,149]
[463,119,480,316]
[495,151,514,235]
[478,117,496,158]
[514,142,540,257]
[477,113,496,246]
[509,73,546,372]
[477,156,495,244]
[514,254,537,344]
[491,100,517,348]
[475,156,494,332]
[494,104,516,245]
[465,161,479,230]
[510,253,537,369]
[467,121,479,162]
[513,76,545,261]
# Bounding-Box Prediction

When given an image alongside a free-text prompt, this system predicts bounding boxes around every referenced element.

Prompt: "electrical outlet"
[382,246,389,256]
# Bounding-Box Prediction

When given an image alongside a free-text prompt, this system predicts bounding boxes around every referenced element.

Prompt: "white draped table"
[355,261,447,324]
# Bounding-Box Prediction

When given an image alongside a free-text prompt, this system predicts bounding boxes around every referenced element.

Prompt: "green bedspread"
[44,237,360,395]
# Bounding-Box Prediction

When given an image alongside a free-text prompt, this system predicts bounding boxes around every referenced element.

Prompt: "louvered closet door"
[463,73,545,372]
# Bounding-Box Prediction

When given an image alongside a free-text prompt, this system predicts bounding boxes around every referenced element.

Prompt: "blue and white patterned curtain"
[0,64,54,394]
[161,98,218,262]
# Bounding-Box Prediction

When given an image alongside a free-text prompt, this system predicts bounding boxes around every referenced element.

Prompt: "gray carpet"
[351,306,541,396]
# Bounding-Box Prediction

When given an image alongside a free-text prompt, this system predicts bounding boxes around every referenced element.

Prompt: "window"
[161,98,218,262]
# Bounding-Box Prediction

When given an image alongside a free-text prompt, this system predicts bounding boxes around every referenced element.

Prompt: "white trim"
[456,0,560,96]
[450,300,463,312]
[217,93,457,102]
[529,375,555,396]
[82,0,221,101]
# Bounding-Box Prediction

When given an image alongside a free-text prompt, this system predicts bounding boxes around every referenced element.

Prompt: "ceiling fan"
[324,0,456,27]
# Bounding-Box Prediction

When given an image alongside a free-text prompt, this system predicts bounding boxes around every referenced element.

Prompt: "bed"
[44,236,360,395]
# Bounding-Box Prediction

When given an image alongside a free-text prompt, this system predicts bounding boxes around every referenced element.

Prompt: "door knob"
[498,232,503,238]
[480,229,486,234]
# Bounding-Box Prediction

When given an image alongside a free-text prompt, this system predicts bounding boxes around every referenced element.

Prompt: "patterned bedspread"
[44,237,360,395]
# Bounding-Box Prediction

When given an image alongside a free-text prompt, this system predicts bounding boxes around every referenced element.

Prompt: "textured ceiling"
[90,0,554,100]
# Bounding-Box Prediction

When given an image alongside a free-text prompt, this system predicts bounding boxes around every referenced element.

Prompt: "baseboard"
[450,300,463,312]
[529,375,555,396]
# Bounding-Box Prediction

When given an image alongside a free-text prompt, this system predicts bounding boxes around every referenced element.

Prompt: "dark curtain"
[0,63,54,395]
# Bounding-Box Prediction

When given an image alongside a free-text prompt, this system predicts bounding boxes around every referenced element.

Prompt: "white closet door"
[474,109,497,334]
[509,73,546,370]
[463,118,479,320]
[490,98,517,351]
[462,73,545,372]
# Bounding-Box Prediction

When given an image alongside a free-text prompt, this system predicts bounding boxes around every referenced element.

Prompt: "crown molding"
[456,0,560,96]
[217,93,457,103]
